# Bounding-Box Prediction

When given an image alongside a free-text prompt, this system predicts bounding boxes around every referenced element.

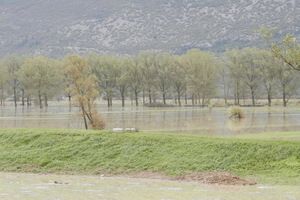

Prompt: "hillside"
[0,0,298,56]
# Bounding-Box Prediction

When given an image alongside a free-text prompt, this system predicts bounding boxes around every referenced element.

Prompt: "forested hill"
[0,0,298,56]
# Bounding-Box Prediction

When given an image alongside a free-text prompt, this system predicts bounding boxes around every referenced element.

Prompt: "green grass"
[0,129,299,185]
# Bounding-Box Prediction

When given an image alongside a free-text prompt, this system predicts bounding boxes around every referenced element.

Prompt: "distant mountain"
[0,0,298,56]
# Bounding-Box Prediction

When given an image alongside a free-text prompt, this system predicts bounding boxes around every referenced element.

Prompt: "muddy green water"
[0,102,300,134]
[0,173,299,200]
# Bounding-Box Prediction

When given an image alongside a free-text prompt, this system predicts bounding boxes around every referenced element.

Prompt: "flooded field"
[0,102,300,134]
[0,173,299,200]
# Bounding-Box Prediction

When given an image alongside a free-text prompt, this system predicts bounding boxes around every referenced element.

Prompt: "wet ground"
[0,102,300,134]
[0,173,299,200]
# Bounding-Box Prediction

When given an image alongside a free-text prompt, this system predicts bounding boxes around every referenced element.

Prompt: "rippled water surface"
[0,102,300,134]
[0,173,299,200]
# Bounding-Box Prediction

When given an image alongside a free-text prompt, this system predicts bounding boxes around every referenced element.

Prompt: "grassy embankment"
[0,129,299,184]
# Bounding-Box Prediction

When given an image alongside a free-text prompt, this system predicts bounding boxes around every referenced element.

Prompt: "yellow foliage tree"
[64,55,105,130]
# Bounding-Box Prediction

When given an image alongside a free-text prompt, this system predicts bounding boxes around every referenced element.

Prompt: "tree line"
[0,35,299,109]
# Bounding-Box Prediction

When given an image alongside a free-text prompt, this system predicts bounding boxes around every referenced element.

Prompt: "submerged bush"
[229,106,245,119]
[90,112,106,130]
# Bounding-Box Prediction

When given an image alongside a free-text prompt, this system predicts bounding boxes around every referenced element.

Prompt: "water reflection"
[0,102,300,135]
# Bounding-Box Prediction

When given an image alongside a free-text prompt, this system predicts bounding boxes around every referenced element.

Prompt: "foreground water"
[0,173,299,200]
[0,102,300,134]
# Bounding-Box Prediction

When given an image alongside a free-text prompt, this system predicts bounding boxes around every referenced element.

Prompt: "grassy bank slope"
[0,129,299,184]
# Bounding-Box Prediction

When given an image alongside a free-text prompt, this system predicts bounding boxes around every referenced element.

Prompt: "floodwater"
[0,173,299,200]
[0,102,300,134]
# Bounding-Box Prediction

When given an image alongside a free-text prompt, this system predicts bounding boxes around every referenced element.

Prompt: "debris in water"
[54,181,69,185]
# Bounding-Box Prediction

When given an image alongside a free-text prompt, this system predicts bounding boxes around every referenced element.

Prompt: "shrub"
[229,106,245,119]
[90,112,106,130]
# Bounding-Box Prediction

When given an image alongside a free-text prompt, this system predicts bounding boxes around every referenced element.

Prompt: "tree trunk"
[27,96,31,106]
[199,95,201,105]
[283,85,287,107]
[135,89,139,106]
[121,93,125,107]
[38,91,43,109]
[110,97,113,107]
[142,90,145,105]
[68,95,72,111]
[21,89,25,106]
[251,89,255,106]
[44,95,48,107]
[177,91,181,107]
[184,91,188,105]
[162,92,166,105]
[148,89,152,104]
[13,86,17,107]
[0,88,3,106]
[267,90,272,107]
[235,81,240,105]
[81,105,88,130]
[107,97,110,107]
[106,91,113,107]
[68,95,72,106]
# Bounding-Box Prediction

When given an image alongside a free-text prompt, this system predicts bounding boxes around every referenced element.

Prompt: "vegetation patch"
[121,171,256,185]
[228,106,245,119]
[0,129,299,185]
[177,172,256,185]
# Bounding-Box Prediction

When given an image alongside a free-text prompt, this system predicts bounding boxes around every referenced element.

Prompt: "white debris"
[112,128,139,133]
